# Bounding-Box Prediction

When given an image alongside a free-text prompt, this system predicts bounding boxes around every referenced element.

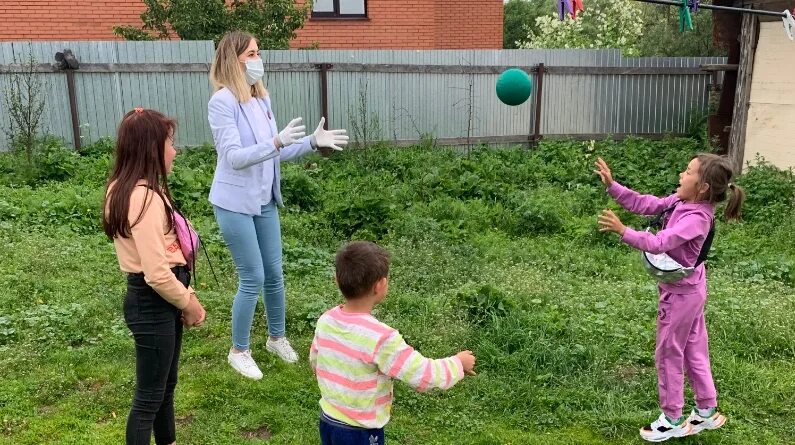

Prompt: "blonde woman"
[208,31,347,380]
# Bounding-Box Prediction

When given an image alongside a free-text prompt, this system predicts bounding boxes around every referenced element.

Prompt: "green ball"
[496,68,533,106]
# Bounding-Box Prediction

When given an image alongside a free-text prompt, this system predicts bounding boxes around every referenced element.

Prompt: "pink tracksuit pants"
[656,284,718,419]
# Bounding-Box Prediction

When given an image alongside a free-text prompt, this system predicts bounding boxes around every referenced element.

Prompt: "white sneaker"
[685,408,726,435]
[639,413,693,442]
[266,337,299,363]
[227,348,263,380]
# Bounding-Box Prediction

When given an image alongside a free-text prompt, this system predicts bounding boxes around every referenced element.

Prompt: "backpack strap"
[694,219,715,267]
[199,234,219,286]
[649,200,681,230]
[650,200,714,268]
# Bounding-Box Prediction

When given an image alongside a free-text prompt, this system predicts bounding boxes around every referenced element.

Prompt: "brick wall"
[293,0,503,49]
[0,1,146,41]
[0,0,503,49]
[434,0,503,49]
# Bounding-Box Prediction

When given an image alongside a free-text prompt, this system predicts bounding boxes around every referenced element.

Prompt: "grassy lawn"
[1,139,793,444]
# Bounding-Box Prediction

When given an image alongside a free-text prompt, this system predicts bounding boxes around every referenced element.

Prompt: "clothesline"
[554,0,795,39]
[633,0,791,18]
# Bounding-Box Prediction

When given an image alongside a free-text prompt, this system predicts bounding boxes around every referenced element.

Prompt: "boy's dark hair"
[335,241,390,299]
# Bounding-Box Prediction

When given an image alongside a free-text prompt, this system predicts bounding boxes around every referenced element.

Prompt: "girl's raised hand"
[598,209,626,235]
[594,157,614,186]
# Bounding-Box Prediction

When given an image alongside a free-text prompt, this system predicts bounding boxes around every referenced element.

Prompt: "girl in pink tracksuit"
[595,154,745,442]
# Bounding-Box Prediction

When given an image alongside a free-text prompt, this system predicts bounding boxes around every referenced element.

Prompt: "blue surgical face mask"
[244,58,264,86]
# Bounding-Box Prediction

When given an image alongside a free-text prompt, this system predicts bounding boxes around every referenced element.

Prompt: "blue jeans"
[214,202,285,349]
[319,413,385,445]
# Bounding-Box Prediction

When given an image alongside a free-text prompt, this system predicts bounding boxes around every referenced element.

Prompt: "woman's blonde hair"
[210,31,267,103]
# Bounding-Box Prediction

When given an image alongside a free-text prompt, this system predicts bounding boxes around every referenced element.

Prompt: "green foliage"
[518,0,725,57]
[636,4,726,57]
[0,183,103,234]
[110,26,156,41]
[281,164,323,212]
[348,81,383,149]
[325,188,395,239]
[455,283,516,325]
[169,162,214,217]
[78,137,115,159]
[33,137,81,182]
[522,0,646,56]
[503,0,554,49]
[113,0,309,48]
[505,188,571,235]
[736,156,795,224]
[0,137,81,186]
[2,137,795,443]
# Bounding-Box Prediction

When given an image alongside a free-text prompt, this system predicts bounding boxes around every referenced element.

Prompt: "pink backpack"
[172,210,199,270]
[135,185,215,282]
[172,207,217,285]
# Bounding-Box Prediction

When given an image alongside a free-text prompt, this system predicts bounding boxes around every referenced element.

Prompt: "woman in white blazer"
[208,31,347,380]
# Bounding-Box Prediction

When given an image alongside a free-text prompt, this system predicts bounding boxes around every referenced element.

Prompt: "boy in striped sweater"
[310,241,476,444]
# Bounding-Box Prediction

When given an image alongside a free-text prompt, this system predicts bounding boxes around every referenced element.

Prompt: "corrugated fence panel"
[113,41,214,147]
[0,41,214,151]
[0,43,727,150]
[0,41,74,149]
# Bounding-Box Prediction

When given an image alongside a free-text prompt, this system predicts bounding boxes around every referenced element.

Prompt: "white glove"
[310,117,349,151]
[275,117,306,147]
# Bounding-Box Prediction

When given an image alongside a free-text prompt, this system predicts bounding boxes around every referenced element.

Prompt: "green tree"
[520,0,645,56]
[503,0,554,49]
[517,0,725,57]
[636,3,726,56]
[113,0,310,48]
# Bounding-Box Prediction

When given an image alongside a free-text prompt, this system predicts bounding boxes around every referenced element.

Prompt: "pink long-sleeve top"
[607,181,714,293]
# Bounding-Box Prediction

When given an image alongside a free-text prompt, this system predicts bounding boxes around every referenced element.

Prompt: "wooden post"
[530,63,545,148]
[727,13,759,173]
[65,69,81,152]
[711,0,743,154]
[317,63,332,157]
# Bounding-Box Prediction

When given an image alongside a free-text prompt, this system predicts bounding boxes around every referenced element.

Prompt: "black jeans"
[123,266,189,445]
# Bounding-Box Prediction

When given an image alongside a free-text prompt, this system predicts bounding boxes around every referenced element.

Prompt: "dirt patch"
[242,425,273,440]
[176,414,195,425]
[614,364,641,382]
[36,405,57,416]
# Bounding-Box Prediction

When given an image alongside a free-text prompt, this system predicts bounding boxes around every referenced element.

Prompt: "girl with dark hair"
[103,108,206,445]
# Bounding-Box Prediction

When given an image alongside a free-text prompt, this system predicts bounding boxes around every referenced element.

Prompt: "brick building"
[0,0,503,49]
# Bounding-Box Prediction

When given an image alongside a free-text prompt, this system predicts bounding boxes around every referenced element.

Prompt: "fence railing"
[0,42,727,151]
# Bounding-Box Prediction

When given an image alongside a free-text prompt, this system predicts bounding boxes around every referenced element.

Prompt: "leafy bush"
[0,137,80,185]
[501,187,583,236]
[455,283,516,326]
[0,183,103,234]
[169,163,214,217]
[281,164,322,212]
[79,137,115,158]
[35,138,81,182]
[737,156,795,223]
[3,136,794,255]
[324,190,395,239]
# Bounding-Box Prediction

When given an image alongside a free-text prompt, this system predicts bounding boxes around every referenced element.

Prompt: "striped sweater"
[309,305,465,429]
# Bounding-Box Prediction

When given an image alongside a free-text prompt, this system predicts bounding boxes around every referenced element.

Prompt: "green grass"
[1,140,794,444]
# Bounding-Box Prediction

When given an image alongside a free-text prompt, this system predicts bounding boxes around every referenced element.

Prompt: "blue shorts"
[319,412,385,445]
